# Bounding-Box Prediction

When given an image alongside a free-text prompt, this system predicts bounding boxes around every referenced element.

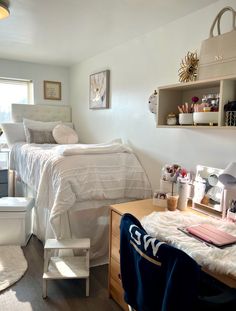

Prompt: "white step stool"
[43,238,90,298]
[0,197,34,246]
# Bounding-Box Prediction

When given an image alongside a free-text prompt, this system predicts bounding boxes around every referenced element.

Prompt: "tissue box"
[153,191,167,208]
[153,197,167,208]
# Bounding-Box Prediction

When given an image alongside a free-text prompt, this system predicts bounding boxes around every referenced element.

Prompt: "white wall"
[70,0,236,190]
[0,59,70,105]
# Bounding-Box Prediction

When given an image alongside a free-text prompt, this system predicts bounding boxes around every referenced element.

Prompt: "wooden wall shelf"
[157,76,236,128]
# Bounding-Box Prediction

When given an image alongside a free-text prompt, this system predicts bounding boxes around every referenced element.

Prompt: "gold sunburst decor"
[178,51,199,83]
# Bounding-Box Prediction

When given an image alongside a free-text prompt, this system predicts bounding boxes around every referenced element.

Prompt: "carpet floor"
[0,246,27,292]
[0,236,122,311]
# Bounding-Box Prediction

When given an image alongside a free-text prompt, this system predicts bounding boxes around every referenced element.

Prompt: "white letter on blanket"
[129,225,141,245]
[144,235,164,256]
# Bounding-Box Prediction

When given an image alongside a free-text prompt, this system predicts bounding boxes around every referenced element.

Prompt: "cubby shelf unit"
[156,75,236,128]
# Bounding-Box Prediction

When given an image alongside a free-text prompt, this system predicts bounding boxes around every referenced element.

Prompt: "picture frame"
[44,81,61,100]
[89,70,109,109]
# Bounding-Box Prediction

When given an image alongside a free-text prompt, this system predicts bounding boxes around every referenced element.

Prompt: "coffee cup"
[166,193,179,211]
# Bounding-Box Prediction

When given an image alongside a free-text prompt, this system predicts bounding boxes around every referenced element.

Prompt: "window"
[0,78,33,123]
[0,78,33,145]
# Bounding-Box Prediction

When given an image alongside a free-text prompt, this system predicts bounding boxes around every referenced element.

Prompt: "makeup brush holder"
[179,113,193,125]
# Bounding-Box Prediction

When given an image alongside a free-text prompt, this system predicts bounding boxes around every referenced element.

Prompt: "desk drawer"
[110,256,122,285]
[0,170,8,184]
[110,277,128,311]
[111,234,120,263]
[111,211,121,238]
[109,209,127,310]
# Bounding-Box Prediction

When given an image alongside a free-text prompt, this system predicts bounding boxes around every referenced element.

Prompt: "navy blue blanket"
[120,213,200,311]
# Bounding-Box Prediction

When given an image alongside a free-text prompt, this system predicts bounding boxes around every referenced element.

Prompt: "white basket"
[193,112,218,125]
[225,111,236,126]
[179,113,193,125]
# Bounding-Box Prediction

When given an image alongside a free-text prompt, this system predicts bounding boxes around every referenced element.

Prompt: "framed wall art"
[44,80,61,100]
[89,70,109,109]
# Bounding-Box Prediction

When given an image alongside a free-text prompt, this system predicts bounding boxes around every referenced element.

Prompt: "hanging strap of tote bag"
[198,6,236,79]
[209,6,236,38]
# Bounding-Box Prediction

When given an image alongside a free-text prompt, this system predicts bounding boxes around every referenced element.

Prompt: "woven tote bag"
[198,6,236,80]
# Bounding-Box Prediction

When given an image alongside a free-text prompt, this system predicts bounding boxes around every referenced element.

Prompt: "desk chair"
[120,213,200,311]
[120,213,236,311]
[197,272,236,311]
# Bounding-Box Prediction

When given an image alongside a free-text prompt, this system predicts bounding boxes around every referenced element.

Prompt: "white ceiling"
[0,0,218,66]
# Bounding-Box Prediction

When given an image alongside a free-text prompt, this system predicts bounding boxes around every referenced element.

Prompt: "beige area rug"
[0,246,27,292]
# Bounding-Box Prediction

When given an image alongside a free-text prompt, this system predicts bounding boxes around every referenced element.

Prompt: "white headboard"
[11,104,72,122]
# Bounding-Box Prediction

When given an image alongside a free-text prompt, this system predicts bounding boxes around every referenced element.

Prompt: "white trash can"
[0,197,34,246]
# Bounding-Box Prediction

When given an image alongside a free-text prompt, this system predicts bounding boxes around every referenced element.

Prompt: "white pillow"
[64,122,74,129]
[23,118,61,143]
[52,124,78,144]
[1,123,26,148]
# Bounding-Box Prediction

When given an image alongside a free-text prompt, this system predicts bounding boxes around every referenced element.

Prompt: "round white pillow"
[52,124,78,144]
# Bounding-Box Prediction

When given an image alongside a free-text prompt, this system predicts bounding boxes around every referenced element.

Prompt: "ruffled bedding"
[10,142,152,237]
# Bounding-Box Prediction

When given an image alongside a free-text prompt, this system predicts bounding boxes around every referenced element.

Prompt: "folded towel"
[54,139,132,156]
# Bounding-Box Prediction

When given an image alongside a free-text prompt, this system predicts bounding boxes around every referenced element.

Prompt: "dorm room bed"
[3,104,152,266]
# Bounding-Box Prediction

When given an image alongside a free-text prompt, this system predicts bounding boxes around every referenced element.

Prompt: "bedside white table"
[43,238,90,298]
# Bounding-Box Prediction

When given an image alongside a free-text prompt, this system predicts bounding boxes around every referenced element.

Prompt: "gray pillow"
[28,128,57,144]
[23,118,61,143]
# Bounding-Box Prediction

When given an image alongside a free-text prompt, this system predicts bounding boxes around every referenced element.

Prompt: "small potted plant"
[163,164,181,211]
[161,164,190,211]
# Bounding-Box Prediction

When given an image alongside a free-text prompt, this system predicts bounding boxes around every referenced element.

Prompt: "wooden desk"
[108,199,236,310]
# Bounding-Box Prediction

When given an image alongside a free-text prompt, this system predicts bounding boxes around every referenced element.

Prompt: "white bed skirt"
[15,178,129,266]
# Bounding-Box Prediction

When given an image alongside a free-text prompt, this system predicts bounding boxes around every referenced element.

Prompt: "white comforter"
[10,142,152,237]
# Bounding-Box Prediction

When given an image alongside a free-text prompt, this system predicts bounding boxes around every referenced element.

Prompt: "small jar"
[167,113,177,125]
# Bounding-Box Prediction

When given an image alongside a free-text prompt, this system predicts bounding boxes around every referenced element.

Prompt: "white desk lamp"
[219,162,236,218]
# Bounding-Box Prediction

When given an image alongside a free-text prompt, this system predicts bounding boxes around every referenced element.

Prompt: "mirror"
[193,165,223,215]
